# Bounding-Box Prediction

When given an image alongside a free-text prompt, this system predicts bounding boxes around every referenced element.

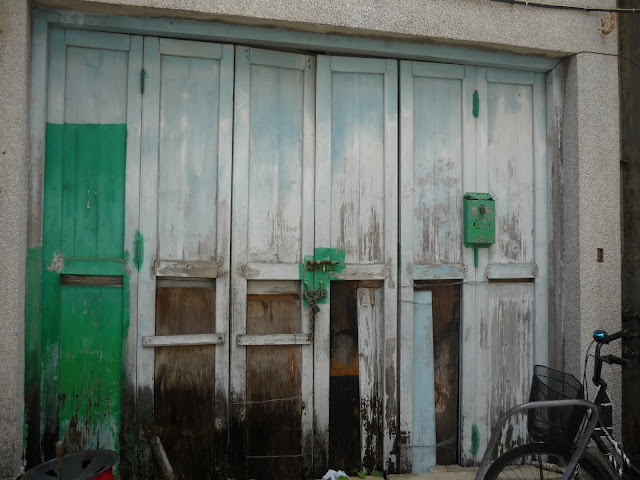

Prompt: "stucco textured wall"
[0,0,30,478]
[37,0,617,56]
[562,52,622,434]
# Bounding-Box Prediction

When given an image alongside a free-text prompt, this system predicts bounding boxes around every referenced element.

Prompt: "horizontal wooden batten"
[236,334,312,346]
[486,263,538,280]
[60,274,123,286]
[413,264,466,280]
[159,37,222,58]
[59,257,126,276]
[65,29,131,51]
[245,263,300,280]
[142,333,224,347]
[155,259,219,278]
[330,264,387,281]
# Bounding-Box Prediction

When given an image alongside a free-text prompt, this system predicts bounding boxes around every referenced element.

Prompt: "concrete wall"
[1,0,623,475]
[0,1,31,479]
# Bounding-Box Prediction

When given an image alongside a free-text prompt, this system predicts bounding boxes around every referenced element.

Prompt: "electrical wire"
[489,0,640,13]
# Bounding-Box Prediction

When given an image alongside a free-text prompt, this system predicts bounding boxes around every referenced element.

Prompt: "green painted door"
[41,29,142,456]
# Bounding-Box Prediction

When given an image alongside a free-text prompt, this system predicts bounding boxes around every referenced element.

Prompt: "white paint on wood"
[399,60,471,471]
[236,333,312,346]
[232,46,315,477]
[124,34,143,409]
[142,333,225,347]
[155,259,218,278]
[330,264,387,281]
[64,29,130,51]
[485,263,537,280]
[411,290,436,472]
[157,43,221,262]
[358,287,384,471]
[460,66,545,465]
[245,263,300,280]
[138,35,161,408]
[314,55,332,471]
[532,72,549,370]
[159,37,222,58]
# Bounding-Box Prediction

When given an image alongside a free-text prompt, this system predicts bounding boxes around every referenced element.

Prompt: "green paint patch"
[473,90,480,119]
[42,122,127,457]
[471,424,480,457]
[133,231,144,271]
[299,248,345,306]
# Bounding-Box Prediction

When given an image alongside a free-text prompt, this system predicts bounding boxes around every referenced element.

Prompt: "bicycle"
[474,329,640,480]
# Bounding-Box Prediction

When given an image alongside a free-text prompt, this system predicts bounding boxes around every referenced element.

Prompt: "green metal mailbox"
[463,192,495,266]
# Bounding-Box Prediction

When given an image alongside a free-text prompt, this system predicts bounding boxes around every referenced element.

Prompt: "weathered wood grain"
[155,285,216,480]
[246,294,304,480]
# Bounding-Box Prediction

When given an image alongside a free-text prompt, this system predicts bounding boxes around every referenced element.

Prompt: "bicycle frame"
[473,399,600,480]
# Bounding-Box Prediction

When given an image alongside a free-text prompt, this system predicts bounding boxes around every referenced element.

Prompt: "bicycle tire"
[484,442,609,480]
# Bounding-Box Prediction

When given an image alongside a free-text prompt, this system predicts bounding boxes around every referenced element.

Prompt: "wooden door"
[42,29,142,459]
[459,68,548,464]
[314,55,398,475]
[230,47,316,480]
[138,37,234,480]
[398,61,473,472]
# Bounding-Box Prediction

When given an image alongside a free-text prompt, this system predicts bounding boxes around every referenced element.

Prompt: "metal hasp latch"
[300,248,345,314]
[463,192,496,268]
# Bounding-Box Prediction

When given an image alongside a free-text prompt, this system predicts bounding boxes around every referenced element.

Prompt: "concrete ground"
[389,465,478,480]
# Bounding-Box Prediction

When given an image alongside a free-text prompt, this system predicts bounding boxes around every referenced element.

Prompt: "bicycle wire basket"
[528,365,586,451]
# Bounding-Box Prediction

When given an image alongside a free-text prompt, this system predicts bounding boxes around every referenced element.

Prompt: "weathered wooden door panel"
[246,293,304,480]
[460,68,547,465]
[315,55,398,474]
[231,46,315,480]
[42,29,142,461]
[399,61,473,472]
[154,281,216,480]
[139,37,233,479]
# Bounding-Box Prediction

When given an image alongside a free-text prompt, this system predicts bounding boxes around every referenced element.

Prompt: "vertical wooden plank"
[121,34,142,480]
[412,74,463,266]
[25,14,48,466]
[41,28,66,460]
[137,36,160,480]
[300,53,316,479]
[398,60,414,473]
[411,290,436,472]
[329,281,361,471]
[533,73,549,369]
[358,286,384,472]
[246,294,303,480]
[485,284,534,455]
[314,55,332,477]
[214,42,234,480]
[157,51,220,262]
[460,64,481,466]
[382,59,399,473]
[431,284,460,465]
[230,45,250,480]
[487,80,534,265]
[97,285,124,452]
[154,286,216,480]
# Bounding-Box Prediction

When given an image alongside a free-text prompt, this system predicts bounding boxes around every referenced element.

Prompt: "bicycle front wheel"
[484,442,608,480]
